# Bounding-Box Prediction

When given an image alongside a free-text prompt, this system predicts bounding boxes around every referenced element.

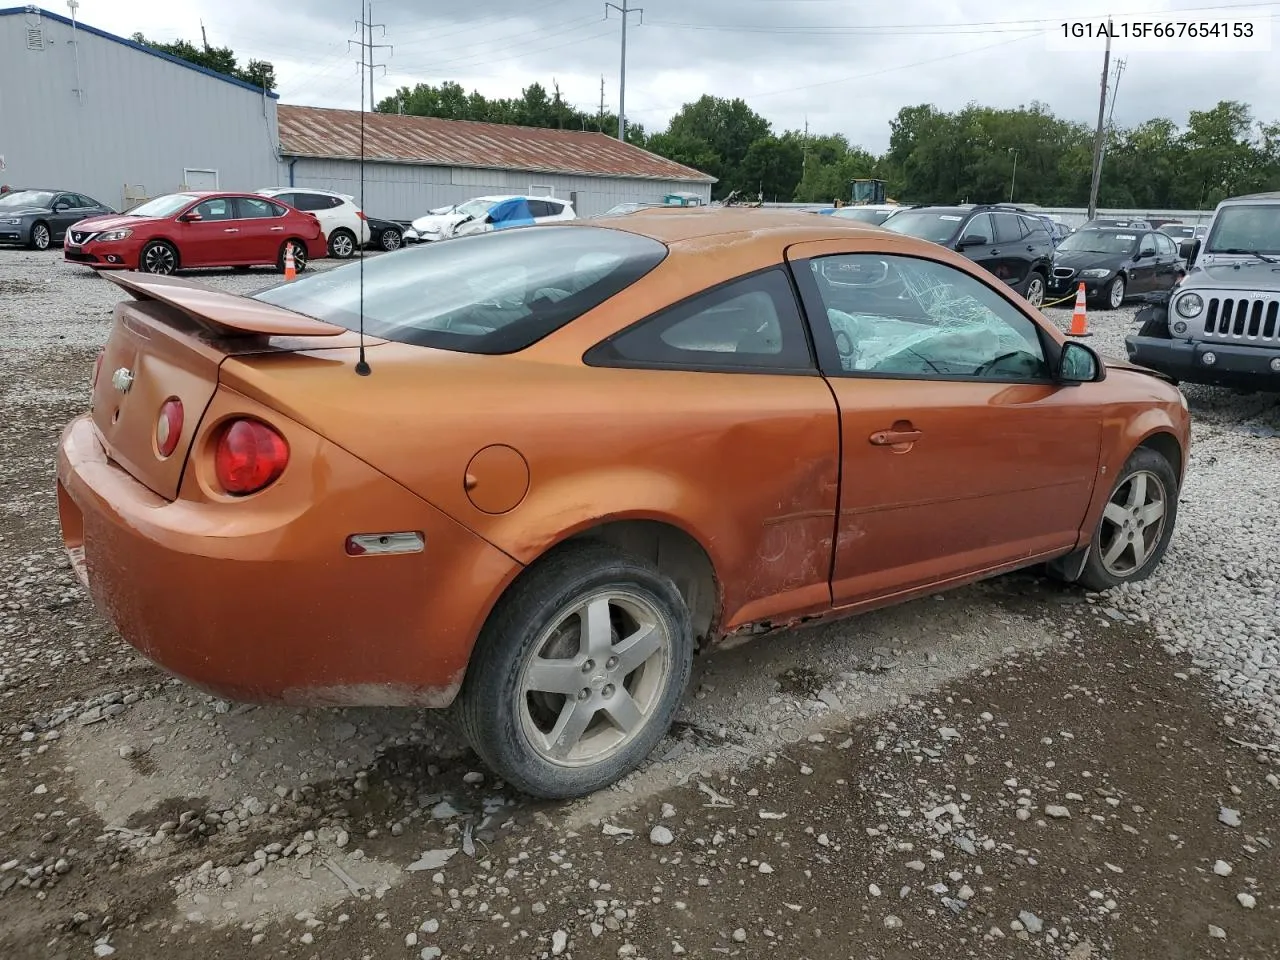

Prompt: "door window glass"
[808,254,1050,380]
[237,197,284,218]
[958,213,992,245]
[193,198,234,220]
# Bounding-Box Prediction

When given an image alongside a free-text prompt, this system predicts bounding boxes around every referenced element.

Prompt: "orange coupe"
[57,210,1190,798]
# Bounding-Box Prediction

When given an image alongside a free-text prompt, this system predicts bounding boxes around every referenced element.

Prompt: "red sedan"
[63,191,326,275]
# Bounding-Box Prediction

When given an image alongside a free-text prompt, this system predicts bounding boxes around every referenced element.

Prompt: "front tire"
[1076,446,1179,592]
[327,228,356,258]
[1102,274,1126,310]
[458,541,694,799]
[380,227,403,251]
[139,240,178,275]
[30,221,52,251]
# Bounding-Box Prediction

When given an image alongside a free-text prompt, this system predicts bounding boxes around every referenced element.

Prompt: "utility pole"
[599,75,605,132]
[605,0,643,141]
[199,19,208,50]
[352,1,390,112]
[803,116,809,174]
[1097,57,1127,173]
[1009,147,1019,203]
[1086,18,1112,221]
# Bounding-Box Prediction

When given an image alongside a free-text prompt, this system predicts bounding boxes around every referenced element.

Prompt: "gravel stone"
[649,825,674,846]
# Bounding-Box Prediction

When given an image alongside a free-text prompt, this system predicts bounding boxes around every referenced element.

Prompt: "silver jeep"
[1125,191,1280,390]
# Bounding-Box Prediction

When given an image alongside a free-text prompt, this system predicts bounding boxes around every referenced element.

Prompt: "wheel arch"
[1136,428,1185,486]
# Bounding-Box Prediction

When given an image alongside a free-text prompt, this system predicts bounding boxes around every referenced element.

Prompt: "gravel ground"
[1,248,1277,959]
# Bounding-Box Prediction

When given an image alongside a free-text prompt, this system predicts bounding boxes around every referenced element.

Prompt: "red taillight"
[214,419,289,495]
[156,398,183,458]
[357,210,367,220]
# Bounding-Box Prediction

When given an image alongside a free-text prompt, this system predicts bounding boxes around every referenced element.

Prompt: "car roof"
[563,207,933,247]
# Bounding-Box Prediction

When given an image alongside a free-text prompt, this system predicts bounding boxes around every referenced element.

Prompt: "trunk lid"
[90,272,364,501]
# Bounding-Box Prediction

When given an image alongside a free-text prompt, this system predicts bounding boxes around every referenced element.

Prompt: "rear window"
[251,225,668,354]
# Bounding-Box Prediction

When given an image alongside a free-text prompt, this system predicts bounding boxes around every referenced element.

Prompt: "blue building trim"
[1,6,280,99]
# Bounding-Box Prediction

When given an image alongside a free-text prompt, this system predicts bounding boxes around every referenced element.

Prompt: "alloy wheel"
[32,224,50,250]
[1109,276,1126,309]
[1098,469,1168,577]
[142,244,176,274]
[1025,274,1045,307]
[517,588,671,767]
[381,229,402,251]
[330,232,354,258]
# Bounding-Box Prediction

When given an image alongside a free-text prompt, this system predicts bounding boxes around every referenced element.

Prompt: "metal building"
[276,106,716,220]
[0,6,280,211]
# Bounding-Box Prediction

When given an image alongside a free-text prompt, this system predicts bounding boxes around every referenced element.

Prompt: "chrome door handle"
[870,428,923,445]
[270,226,284,231]
[223,228,239,233]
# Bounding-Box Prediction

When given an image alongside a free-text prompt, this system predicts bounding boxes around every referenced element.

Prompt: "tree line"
[381,81,1280,210]
[127,32,1279,210]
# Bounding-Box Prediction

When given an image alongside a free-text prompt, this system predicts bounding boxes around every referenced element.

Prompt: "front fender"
[1078,402,1188,547]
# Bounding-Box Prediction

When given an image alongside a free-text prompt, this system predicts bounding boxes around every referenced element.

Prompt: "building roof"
[276,105,716,184]
[1,6,279,98]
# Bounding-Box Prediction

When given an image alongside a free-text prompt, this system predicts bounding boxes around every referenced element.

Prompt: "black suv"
[881,204,1053,307]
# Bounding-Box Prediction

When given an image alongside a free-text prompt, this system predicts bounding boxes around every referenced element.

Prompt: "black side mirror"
[958,234,988,249]
[1138,248,1156,259]
[1057,341,1104,383]
[1183,239,1202,263]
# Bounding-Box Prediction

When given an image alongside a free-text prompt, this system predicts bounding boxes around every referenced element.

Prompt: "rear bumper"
[1124,336,1280,389]
[56,413,521,706]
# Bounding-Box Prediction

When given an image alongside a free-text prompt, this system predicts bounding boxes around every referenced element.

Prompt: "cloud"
[83,0,1280,152]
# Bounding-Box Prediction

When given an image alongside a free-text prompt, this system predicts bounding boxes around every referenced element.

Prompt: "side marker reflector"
[345,532,425,556]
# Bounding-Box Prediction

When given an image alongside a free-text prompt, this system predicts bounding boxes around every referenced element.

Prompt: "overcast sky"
[75,0,1280,151]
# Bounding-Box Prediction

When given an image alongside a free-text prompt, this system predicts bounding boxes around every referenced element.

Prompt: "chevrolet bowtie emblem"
[111,367,134,393]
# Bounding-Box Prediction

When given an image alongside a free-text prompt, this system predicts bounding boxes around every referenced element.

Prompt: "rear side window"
[252,225,668,354]
[585,268,814,372]
[992,213,1023,244]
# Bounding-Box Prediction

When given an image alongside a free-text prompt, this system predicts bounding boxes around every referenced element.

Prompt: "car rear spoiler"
[103,271,347,338]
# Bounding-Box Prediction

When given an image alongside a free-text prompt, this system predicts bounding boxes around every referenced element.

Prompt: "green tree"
[130,33,275,90]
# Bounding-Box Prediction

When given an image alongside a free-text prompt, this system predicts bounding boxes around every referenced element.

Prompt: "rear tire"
[1076,446,1179,592]
[1023,270,1046,308]
[327,228,356,259]
[379,227,403,251]
[277,240,308,274]
[457,541,694,799]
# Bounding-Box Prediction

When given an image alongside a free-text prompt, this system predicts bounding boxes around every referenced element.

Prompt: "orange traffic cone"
[1067,282,1091,337]
[283,245,297,281]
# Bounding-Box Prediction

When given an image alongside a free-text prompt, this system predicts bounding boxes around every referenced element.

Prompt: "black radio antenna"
[353,0,371,376]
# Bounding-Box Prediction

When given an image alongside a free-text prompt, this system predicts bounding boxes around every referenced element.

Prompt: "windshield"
[128,194,197,218]
[881,211,964,243]
[0,190,55,209]
[1204,205,1280,255]
[831,208,894,224]
[1056,230,1138,256]
[457,199,496,218]
[252,225,668,354]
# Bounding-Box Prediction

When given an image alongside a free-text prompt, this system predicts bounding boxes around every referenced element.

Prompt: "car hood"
[1101,352,1177,384]
[1181,259,1280,290]
[0,207,49,218]
[410,213,464,232]
[71,214,156,231]
[1053,250,1125,272]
